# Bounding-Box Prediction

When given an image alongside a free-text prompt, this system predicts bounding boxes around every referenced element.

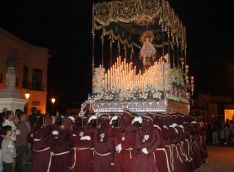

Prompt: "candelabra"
[185,65,195,98]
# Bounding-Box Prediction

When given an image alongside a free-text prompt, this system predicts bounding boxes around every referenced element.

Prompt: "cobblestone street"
[199,146,234,172]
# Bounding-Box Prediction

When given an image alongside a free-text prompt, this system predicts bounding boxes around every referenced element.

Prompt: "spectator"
[15,111,30,172]
[14,109,22,125]
[225,124,231,145]
[212,125,218,145]
[0,128,4,172]
[2,111,19,142]
[1,125,16,172]
[220,127,225,145]
[0,108,8,126]
[28,107,39,128]
[206,122,213,144]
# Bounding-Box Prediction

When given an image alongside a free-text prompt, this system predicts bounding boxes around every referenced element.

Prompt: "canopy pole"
[92,4,95,95]
[110,35,113,67]
[101,33,104,67]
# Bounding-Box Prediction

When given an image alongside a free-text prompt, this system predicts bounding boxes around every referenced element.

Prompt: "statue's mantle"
[92,99,190,115]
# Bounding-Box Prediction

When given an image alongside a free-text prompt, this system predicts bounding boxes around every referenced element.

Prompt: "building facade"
[0,28,49,114]
[191,93,233,125]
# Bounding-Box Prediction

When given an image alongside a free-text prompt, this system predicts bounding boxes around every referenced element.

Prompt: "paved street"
[199,146,234,172]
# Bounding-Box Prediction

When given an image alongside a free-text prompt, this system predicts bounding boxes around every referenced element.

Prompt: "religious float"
[80,0,194,115]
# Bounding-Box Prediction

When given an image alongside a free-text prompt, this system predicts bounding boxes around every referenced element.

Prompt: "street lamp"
[25,90,30,100]
[51,97,56,115]
[24,90,30,114]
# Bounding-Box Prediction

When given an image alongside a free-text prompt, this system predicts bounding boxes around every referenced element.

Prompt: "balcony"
[22,81,45,91]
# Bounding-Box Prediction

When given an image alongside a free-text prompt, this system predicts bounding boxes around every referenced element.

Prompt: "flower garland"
[170,68,185,87]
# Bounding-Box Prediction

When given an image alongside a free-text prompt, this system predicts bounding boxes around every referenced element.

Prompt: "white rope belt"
[33,147,50,153]
[47,150,70,172]
[69,147,91,171]
[156,148,172,172]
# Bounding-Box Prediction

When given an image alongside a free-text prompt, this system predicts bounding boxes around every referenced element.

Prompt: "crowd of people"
[206,119,234,146]
[0,107,207,172]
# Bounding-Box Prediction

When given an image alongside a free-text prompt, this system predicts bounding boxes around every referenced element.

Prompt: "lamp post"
[24,90,30,114]
[51,97,56,115]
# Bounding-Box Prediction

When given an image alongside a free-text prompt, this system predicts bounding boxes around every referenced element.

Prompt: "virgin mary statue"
[139,31,157,71]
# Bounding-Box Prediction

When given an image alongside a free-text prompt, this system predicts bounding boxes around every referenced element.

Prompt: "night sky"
[0,0,234,110]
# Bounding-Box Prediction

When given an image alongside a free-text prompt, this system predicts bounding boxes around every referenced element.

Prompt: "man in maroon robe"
[93,114,115,172]
[30,116,52,172]
[154,116,172,172]
[114,110,137,172]
[132,114,160,172]
[48,117,72,172]
[69,114,96,172]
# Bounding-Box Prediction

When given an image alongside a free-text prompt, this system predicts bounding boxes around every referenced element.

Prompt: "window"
[23,66,29,88]
[32,69,42,90]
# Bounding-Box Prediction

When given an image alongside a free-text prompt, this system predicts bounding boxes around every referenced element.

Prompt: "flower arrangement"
[93,85,164,101]
[170,68,185,87]
[164,92,189,103]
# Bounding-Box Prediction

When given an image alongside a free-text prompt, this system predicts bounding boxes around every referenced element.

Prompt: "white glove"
[88,115,97,123]
[109,116,118,125]
[131,116,143,125]
[15,129,20,135]
[141,148,148,154]
[52,130,59,135]
[79,131,84,137]
[115,144,122,153]
[80,136,91,141]
[144,134,149,141]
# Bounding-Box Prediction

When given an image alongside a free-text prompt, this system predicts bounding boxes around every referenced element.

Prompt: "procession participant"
[177,116,194,167]
[64,116,75,131]
[31,116,51,172]
[191,120,202,169]
[109,115,119,128]
[169,118,186,172]
[114,110,137,172]
[73,116,83,132]
[154,116,172,172]
[198,121,208,162]
[93,114,115,172]
[131,113,142,128]
[69,114,96,172]
[172,115,190,172]
[182,119,195,171]
[133,114,160,172]
[48,117,72,172]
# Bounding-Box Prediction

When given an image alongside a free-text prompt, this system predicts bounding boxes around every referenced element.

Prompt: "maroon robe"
[133,126,160,172]
[156,118,173,172]
[113,111,136,172]
[70,128,94,172]
[31,126,51,172]
[93,128,115,172]
[114,126,137,172]
[49,128,72,172]
[154,123,172,172]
